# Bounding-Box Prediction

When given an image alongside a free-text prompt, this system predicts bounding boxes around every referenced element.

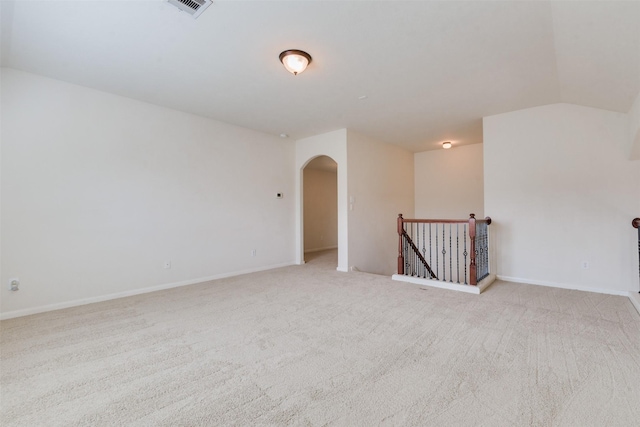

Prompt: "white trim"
[629,292,640,316]
[304,245,338,254]
[0,261,295,320]
[392,274,496,295]
[496,275,630,297]
[336,266,349,273]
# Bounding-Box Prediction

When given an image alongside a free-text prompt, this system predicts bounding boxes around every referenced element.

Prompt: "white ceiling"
[2,1,639,152]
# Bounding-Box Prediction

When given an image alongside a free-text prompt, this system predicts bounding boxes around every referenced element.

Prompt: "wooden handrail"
[402,217,492,224]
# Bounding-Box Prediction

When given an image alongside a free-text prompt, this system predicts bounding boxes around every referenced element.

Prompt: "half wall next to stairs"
[484,103,640,294]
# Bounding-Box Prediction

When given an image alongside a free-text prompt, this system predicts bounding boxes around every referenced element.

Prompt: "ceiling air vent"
[167,0,212,19]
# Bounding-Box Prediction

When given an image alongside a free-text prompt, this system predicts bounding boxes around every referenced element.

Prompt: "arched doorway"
[302,156,338,266]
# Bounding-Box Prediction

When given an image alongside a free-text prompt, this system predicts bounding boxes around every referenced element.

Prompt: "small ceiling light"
[279,50,312,75]
[442,141,452,149]
[280,133,289,138]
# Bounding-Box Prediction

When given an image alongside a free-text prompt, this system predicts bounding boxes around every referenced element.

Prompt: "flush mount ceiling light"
[279,50,312,75]
[442,141,452,149]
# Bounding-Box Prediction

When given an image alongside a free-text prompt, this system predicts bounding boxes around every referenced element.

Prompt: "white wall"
[347,130,414,275]
[295,130,348,271]
[303,167,338,252]
[414,143,484,219]
[629,90,640,160]
[1,68,296,318]
[484,103,640,294]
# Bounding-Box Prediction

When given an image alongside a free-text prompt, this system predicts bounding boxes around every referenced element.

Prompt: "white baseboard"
[392,274,496,295]
[0,261,295,321]
[304,246,338,254]
[496,275,631,297]
[629,292,640,316]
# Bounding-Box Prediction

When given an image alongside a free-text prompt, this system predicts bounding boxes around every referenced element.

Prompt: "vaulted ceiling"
[2,1,639,152]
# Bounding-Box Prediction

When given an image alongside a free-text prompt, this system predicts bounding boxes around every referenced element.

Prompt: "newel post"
[397,214,404,275]
[469,213,477,285]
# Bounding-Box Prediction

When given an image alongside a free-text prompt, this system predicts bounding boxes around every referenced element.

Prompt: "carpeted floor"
[1,249,639,426]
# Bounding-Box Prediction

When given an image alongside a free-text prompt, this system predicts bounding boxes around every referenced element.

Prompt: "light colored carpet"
[1,249,639,426]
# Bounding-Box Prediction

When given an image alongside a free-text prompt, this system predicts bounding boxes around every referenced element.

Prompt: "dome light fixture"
[442,141,452,149]
[279,49,312,75]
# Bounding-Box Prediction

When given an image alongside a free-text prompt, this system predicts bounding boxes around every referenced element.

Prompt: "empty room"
[1,1,640,426]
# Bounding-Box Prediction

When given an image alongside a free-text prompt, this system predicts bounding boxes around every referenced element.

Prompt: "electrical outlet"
[251,249,257,257]
[163,261,171,269]
[9,278,19,291]
[581,261,589,270]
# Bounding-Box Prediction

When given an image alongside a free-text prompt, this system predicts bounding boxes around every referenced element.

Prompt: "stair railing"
[397,213,491,286]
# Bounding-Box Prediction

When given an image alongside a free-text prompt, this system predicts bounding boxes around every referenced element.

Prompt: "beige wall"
[303,167,338,252]
[414,143,484,219]
[1,69,296,318]
[484,103,640,294]
[347,130,414,275]
[629,90,640,160]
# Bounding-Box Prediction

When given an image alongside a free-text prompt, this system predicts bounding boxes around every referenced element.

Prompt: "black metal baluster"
[479,224,484,281]
[429,223,432,274]
[484,223,488,279]
[475,235,479,283]
[449,224,453,282]
[416,223,419,277]
[411,223,417,276]
[403,233,408,275]
[414,222,418,277]
[422,223,427,279]
[486,225,489,277]
[413,225,416,276]
[410,223,414,276]
[476,224,482,281]
[480,224,485,280]
[404,223,411,276]
[477,223,488,282]
[442,224,446,282]
[404,223,410,276]
[420,224,424,278]
[456,224,460,284]
[435,223,439,279]
[417,223,420,278]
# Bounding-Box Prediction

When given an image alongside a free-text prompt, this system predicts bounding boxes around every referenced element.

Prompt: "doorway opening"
[303,156,338,266]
